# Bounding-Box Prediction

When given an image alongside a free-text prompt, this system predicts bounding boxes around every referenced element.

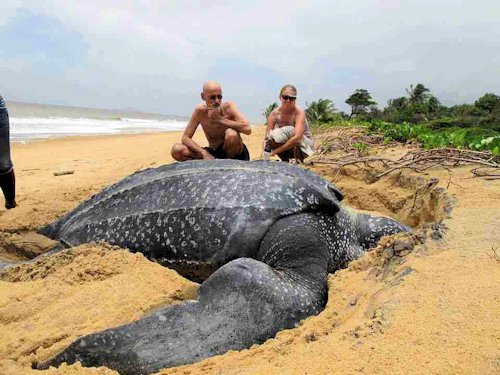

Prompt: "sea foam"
[10,116,187,143]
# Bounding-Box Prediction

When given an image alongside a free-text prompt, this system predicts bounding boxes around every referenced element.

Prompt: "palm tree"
[305,99,336,124]
[406,83,430,104]
[262,102,278,123]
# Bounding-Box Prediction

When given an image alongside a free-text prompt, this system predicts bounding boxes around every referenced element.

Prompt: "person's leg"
[269,126,299,163]
[277,149,294,162]
[0,169,16,209]
[170,143,203,161]
[0,104,15,209]
[210,144,228,159]
[267,140,291,162]
[223,129,245,159]
[234,144,250,161]
[293,146,305,164]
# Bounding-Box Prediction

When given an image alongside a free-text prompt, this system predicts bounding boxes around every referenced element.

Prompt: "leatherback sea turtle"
[34,160,409,374]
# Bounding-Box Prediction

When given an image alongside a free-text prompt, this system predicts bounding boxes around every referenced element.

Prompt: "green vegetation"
[305,98,338,124]
[366,120,500,155]
[373,87,500,154]
[262,102,278,124]
[352,142,370,156]
[475,93,500,113]
[345,89,377,118]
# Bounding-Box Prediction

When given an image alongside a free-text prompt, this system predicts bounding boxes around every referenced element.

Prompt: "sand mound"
[0,244,197,374]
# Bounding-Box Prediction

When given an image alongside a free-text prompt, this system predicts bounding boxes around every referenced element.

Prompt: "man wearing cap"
[171,81,251,161]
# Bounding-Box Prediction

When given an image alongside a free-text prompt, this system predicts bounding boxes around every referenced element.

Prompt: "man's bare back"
[171,81,251,161]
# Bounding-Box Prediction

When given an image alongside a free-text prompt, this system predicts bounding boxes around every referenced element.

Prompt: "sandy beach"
[0,126,499,374]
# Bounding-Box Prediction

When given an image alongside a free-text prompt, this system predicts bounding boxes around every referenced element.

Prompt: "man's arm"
[271,109,306,156]
[209,102,251,135]
[182,107,214,159]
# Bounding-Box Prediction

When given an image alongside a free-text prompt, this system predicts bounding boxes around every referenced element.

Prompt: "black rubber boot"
[0,169,17,209]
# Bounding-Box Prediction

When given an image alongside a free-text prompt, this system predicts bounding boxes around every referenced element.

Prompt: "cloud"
[0,8,89,74]
[1,0,499,121]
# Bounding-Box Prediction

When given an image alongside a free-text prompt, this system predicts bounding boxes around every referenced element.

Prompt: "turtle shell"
[40,160,343,266]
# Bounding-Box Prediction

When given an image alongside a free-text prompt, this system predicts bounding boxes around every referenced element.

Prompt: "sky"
[1,0,499,123]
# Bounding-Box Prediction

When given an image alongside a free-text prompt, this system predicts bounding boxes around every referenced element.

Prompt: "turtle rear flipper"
[36,214,333,374]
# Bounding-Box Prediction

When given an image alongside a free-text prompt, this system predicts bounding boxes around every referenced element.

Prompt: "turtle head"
[355,212,411,249]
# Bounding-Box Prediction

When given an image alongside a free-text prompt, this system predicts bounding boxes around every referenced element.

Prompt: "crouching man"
[171,81,251,161]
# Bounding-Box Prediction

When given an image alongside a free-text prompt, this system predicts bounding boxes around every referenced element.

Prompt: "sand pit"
[1,127,499,374]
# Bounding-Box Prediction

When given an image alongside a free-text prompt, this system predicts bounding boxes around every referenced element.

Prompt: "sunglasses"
[281,95,297,101]
[208,94,223,100]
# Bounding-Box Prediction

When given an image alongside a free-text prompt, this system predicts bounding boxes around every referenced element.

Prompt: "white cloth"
[268,126,314,157]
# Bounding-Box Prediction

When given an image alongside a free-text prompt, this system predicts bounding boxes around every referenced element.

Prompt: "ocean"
[7,101,188,143]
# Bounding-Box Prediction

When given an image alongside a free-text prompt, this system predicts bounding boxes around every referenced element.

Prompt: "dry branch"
[309,146,500,181]
[470,166,500,179]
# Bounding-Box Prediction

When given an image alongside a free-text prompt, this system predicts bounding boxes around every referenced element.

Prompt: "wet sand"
[1,127,499,374]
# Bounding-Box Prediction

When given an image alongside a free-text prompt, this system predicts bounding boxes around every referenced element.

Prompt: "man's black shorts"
[204,144,250,161]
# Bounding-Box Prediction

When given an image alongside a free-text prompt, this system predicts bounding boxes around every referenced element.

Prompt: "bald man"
[171,81,251,161]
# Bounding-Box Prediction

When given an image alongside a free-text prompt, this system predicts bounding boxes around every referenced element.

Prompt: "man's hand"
[201,149,215,160]
[207,105,222,123]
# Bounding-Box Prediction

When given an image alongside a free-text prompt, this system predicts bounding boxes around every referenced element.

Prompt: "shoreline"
[10,124,266,144]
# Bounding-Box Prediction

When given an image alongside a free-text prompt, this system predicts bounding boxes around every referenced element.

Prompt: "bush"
[478,115,500,131]
[442,104,485,117]
[427,116,477,130]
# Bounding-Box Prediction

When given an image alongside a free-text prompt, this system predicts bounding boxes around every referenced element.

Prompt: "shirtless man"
[171,81,251,161]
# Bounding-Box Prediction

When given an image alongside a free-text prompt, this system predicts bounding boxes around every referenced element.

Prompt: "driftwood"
[470,167,500,180]
[53,170,75,176]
